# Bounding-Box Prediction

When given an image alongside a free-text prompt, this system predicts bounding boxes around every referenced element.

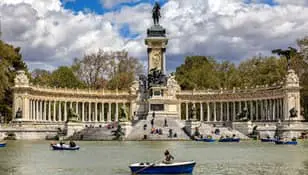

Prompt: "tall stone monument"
[145,3,180,118]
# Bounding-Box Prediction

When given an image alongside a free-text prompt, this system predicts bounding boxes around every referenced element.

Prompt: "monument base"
[65,122,84,138]
[185,120,201,137]
[119,121,133,138]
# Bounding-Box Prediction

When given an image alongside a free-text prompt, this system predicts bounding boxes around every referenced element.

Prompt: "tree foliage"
[0,40,28,121]
[73,50,144,90]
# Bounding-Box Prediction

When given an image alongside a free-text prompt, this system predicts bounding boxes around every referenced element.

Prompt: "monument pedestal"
[119,120,133,138]
[65,122,84,138]
[185,120,201,137]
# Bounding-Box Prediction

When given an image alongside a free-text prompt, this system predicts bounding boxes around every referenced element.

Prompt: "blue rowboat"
[218,138,240,142]
[0,142,7,147]
[129,161,196,174]
[51,144,80,150]
[196,138,216,142]
[261,138,277,142]
[275,140,297,145]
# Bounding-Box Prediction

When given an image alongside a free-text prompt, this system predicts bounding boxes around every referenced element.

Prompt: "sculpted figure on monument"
[67,108,79,122]
[237,107,249,121]
[190,104,197,120]
[119,105,129,122]
[148,68,166,87]
[289,107,297,118]
[272,47,297,70]
[152,2,161,25]
[15,107,22,119]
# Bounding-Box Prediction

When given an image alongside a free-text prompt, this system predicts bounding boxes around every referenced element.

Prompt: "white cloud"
[0,0,308,72]
[100,0,140,8]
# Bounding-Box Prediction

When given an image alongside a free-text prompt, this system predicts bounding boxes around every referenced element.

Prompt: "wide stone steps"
[197,123,249,139]
[127,116,190,140]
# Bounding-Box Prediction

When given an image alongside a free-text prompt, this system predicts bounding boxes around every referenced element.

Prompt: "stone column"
[239,101,242,113]
[64,101,67,122]
[185,102,189,120]
[36,100,39,121]
[115,103,118,121]
[29,100,32,121]
[213,102,217,122]
[40,100,43,121]
[43,101,47,121]
[233,102,236,121]
[200,102,204,121]
[95,102,98,122]
[226,102,230,121]
[76,102,79,115]
[220,102,223,122]
[59,102,62,121]
[48,101,51,121]
[53,101,56,122]
[88,102,91,122]
[101,103,105,122]
[82,102,85,122]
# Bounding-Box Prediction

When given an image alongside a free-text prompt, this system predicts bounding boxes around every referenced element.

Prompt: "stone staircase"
[197,123,249,139]
[69,126,115,141]
[127,116,190,140]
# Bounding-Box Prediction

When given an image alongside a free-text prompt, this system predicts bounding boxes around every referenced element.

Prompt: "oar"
[132,160,162,175]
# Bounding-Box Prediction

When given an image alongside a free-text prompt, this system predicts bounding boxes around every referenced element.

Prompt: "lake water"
[1,140,308,175]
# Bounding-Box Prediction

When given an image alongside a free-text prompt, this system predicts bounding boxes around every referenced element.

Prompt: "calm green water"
[1,140,308,175]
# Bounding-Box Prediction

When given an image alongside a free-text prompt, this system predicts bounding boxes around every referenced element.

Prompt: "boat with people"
[275,138,298,145]
[218,137,240,142]
[260,138,277,142]
[50,141,79,150]
[129,161,196,174]
[195,135,216,142]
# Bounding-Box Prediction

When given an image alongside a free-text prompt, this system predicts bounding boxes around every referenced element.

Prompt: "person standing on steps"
[151,118,154,128]
[164,118,168,127]
[152,111,155,119]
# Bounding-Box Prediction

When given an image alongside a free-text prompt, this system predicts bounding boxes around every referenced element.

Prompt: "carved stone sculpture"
[14,70,29,86]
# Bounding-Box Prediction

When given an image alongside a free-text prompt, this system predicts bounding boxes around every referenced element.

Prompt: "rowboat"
[261,138,277,142]
[51,144,80,150]
[129,161,196,174]
[0,142,6,147]
[196,138,216,142]
[275,140,297,145]
[218,138,240,142]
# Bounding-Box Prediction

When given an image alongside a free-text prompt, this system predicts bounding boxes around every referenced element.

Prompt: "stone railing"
[29,86,131,95]
[178,84,283,96]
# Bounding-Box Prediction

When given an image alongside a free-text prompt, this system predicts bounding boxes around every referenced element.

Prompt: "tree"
[49,66,85,89]
[0,40,28,122]
[175,56,220,90]
[72,50,115,89]
[31,69,51,86]
[73,50,144,90]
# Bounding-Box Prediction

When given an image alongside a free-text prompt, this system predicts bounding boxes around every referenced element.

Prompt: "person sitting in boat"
[292,137,297,141]
[163,150,174,164]
[69,140,76,147]
[59,141,65,147]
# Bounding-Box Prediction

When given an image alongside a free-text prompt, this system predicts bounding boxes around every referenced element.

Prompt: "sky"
[0,0,308,72]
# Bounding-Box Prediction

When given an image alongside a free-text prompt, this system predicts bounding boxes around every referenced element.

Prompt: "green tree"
[175,56,220,90]
[0,40,28,122]
[49,66,85,88]
[31,69,51,86]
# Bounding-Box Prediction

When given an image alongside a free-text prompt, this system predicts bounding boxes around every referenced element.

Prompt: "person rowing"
[163,150,174,164]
